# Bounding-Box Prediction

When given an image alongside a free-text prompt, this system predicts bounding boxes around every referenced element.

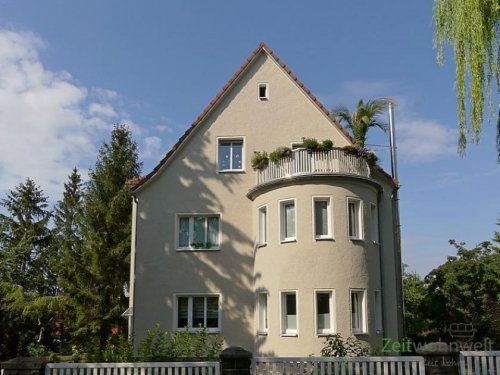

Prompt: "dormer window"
[258,83,269,100]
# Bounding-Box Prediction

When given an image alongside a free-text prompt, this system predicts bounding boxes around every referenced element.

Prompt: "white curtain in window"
[315,201,328,236]
[348,202,358,238]
[207,217,219,247]
[285,203,295,238]
[193,217,205,244]
[179,217,190,247]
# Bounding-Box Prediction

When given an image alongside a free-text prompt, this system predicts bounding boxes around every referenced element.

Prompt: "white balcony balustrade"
[255,148,371,186]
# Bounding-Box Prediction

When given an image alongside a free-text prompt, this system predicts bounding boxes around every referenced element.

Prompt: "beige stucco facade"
[129,45,403,356]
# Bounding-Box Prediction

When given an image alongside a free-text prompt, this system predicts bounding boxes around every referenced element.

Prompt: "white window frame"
[347,197,363,240]
[350,289,367,334]
[370,203,379,244]
[258,205,268,247]
[174,293,221,333]
[374,290,383,332]
[279,198,297,243]
[280,290,298,336]
[258,82,269,100]
[175,213,221,251]
[256,291,269,335]
[312,196,333,240]
[217,136,245,173]
[314,289,336,336]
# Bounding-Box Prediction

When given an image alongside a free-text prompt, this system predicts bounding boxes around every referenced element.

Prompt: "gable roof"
[129,42,393,192]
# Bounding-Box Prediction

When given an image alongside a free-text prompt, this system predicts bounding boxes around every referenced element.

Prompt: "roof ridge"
[130,42,354,191]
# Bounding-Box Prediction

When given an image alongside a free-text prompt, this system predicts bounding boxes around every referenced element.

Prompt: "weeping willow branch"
[434,0,500,160]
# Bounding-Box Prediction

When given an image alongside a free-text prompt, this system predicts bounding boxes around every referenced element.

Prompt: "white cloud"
[141,136,163,159]
[397,118,456,163]
[0,29,132,202]
[88,102,118,118]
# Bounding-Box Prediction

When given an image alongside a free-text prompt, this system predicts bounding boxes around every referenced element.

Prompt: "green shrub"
[320,333,369,357]
[251,151,269,170]
[302,138,319,151]
[269,146,292,162]
[137,325,223,361]
[319,139,334,151]
[342,145,379,166]
[102,335,133,363]
[27,342,50,358]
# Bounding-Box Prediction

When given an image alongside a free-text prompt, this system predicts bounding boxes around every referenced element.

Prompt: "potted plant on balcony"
[318,139,334,151]
[302,137,320,152]
[269,146,292,162]
[302,138,334,152]
[251,151,269,170]
[342,144,379,166]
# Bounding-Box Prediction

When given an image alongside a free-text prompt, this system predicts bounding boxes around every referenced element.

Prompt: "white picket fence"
[459,351,500,375]
[45,362,220,375]
[252,357,425,375]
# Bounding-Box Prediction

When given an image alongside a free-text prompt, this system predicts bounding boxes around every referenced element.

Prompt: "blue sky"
[0,1,498,276]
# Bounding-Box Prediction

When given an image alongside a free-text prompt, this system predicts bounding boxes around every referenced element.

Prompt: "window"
[258,83,269,100]
[258,205,267,246]
[176,295,220,331]
[257,292,268,334]
[315,290,335,335]
[218,139,244,171]
[374,290,383,332]
[370,203,379,243]
[351,289,367,334]
[313,197,332,239]
[281,291,298,335]
[177,215,220,250]
[280,199,296,242]
[347,198,363,240]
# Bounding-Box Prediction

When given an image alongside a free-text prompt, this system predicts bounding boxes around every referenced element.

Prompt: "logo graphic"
[448,323,476,341]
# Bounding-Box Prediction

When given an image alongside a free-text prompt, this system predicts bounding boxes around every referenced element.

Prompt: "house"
[127,43,404,356]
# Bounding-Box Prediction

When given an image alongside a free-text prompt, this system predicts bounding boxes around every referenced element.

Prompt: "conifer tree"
[51,168,88,348]
[0,178,53,357]
[83,124,142,352]
[53,168,86,295]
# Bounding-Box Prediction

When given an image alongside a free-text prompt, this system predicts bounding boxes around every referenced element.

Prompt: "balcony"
[251,148,372,194]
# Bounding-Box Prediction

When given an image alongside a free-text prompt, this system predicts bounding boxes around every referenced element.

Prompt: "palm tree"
[332,98,390,148]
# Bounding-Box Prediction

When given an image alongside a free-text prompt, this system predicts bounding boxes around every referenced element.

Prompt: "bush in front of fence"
[320,334,370,357]
[136,325,223,362]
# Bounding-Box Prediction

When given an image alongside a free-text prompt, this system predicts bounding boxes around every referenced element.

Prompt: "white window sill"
[257,243,267,248]
[352,331,368,335]
[315,236,334,241]
[176,328,220,334]
[280,238,296,244]
[281,333,298,337]
[176,248,221,252]
[316,332,335,337]
[349,237,364,242]
[257,331,268,336]
[217,169,245,174]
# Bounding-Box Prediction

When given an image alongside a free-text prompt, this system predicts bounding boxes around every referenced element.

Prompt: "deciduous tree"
[434,0,500,159]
